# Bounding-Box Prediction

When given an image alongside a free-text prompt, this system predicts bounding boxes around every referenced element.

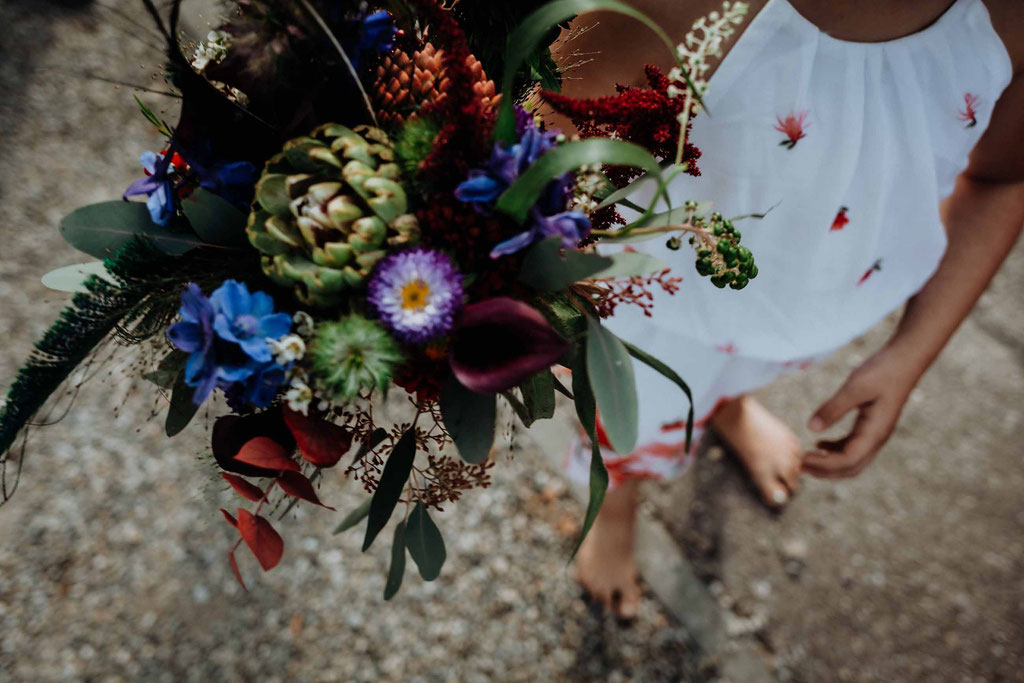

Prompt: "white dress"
[569,0,1013,486]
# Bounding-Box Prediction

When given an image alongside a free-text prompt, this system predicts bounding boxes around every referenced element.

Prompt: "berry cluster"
[673,206,757,290]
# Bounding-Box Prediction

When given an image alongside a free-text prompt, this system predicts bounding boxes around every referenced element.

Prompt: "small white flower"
[269,334,306,364]
[666,84,683,99]
[293,311,315,338]
[284,378,313,415]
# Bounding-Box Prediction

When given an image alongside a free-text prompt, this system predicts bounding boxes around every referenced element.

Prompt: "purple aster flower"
[367,248,465,345]
[167,280,292,406]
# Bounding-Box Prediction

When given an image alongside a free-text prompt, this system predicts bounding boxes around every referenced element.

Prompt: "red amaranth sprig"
[542,65,702,186]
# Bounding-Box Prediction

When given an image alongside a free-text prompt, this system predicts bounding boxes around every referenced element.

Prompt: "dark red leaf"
[237,508,284,571]
[276,471,335,510]
[220,508,238,528]
[221,473,266,502]
[234,436,300,472]
[212,407,297,477]
[228,550,247,591]
[282,408,353,467]
[449,297,570,393]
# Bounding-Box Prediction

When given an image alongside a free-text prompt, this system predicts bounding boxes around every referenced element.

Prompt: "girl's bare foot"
[575,479,642,621]
[710,395,802,508]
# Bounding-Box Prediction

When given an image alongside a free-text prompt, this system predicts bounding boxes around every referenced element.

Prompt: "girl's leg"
[576,478,642,619]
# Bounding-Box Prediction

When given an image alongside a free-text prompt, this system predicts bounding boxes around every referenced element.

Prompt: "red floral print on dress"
[957,93,979,128]
[716,342,737,354]
[774,111,809,149]
[857,259,883,287]
[830,206,850,232]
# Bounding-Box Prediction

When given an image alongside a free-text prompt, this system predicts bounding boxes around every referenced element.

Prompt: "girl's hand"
[801,346,922,479]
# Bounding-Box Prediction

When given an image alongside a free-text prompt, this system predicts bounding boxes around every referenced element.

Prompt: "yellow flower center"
[400,280,431,311]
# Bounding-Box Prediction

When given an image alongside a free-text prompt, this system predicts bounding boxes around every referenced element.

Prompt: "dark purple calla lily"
[448,297,570,394]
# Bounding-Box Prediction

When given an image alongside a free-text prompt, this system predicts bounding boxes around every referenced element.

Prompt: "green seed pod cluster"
[683,210,758,290]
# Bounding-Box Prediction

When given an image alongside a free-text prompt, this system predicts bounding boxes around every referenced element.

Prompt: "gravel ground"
[0,1,701,680]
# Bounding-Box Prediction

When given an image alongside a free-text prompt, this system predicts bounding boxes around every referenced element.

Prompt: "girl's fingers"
[808,382,864,432]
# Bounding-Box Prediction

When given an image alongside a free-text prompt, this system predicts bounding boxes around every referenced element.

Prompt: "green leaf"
[569,351,608,560]
[520,370,556,423]
[519,237,612,292]
[40,262,115,293]
[60,201,206,259]
[181,189,249,246]
[496,139,662,224]
[383,520,407,600]
[585,316,638,455]
[143,352,186,390]
[439,375,496,465]
[552,373,574,400]
[405,503,446,581]
[333,496,372,535]
[362,428,417,551]
[496,0,682,143]
[588,250,668,280]
[165,368,200,437]
[621,339,696,451]
[594,160,676,211]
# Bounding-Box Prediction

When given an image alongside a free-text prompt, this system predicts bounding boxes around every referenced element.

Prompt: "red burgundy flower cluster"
[542,65,702,187]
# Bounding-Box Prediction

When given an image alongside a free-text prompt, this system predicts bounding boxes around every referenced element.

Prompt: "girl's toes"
[611,586,640,622]
[762,480,790,508]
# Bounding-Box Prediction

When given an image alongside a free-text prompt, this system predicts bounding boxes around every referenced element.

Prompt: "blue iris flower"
[455,110,591,258]
[123,150,178,226]
[167,280,292,406]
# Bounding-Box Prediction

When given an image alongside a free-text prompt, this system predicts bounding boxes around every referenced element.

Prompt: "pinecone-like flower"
[246,124,420,308]
[372,42,500,129]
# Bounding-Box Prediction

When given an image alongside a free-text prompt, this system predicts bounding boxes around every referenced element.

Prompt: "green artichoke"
[247,123,420,308]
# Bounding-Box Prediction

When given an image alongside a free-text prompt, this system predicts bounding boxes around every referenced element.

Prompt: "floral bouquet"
[0,0,751,595]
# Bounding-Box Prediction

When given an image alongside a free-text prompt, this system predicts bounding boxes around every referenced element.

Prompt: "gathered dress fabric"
[568,0,1013,487]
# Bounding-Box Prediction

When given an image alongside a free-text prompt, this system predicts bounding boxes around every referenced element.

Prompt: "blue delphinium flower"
[123,149,180,226]
[359,10,396,53]
[454,107,590,258]
[167,280,292,406]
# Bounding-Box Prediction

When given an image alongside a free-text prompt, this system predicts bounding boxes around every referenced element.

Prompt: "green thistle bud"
[307,315,404,401]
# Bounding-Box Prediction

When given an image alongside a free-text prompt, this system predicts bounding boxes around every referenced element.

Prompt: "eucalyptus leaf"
[383,520,407,600]
[621,339,696,451]
[143,352,186,390]
[519,237,612,292]
[40,262,115,293]
[165,368,200,437]
[496,0,684,143]
[440,375,496,465]
[181,188,248,246]
[332,496,372,535]
[60,201,206,259]
[588,250,668,280]
[585,316,638,455]
[405,503,446,581]
[362,428,417,552]
[520,370,556,423]
[496,139,662,224]
[569,351,608,560]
